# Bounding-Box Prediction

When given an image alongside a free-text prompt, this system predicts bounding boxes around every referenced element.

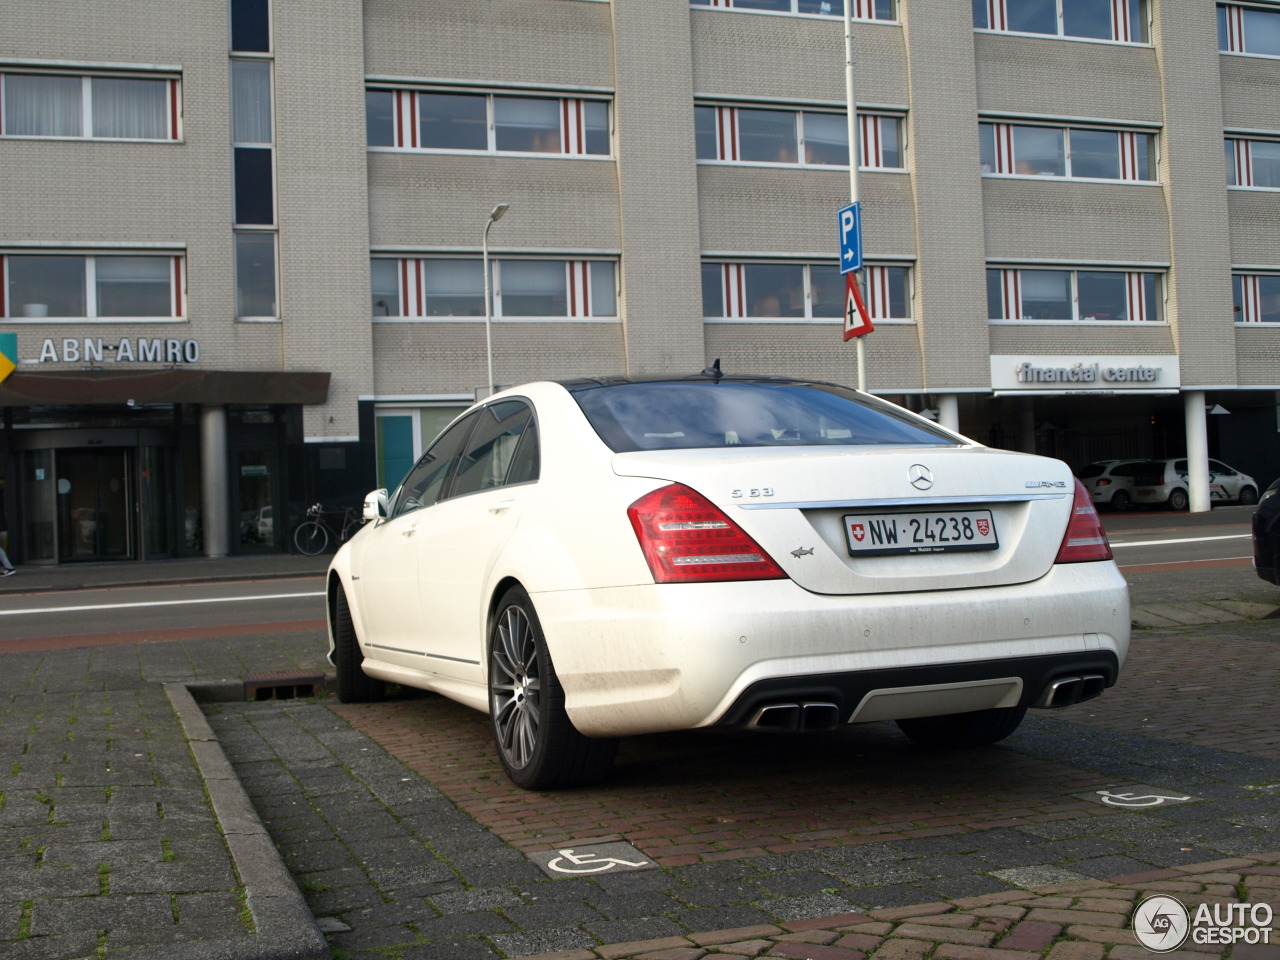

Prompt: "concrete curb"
[156,682,331,960]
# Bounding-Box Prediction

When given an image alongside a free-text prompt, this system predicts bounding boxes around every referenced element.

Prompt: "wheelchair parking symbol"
[1076,785,1198,809]
[529,841,654,878]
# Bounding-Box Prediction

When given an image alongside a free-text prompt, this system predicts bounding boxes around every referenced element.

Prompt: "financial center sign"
[991,355,1180,394]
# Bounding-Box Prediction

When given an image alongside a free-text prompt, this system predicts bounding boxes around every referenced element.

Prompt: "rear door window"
[449,401,534,499]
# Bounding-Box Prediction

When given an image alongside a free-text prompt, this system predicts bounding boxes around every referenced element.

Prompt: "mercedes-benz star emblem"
[908,464,934,490]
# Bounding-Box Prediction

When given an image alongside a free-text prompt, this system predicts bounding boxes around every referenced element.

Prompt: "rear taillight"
[1055,478,1114,563]
[1095,478,1111,487]
[628,483,787,584]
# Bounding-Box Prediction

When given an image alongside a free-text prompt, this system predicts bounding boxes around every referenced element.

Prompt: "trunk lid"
[613,445,1077,595]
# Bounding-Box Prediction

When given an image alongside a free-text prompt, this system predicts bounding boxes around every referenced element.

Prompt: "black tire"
[896,706,1027,749]
[488,587,618,789]
[1239,486,1259,506]
[294,520,328,555]
[1109,490,1131,512]
[334,586,385,703]
[1167,488,1189,511]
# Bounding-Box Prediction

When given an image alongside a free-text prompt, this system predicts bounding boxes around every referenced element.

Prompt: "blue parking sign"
[838,202,862,274]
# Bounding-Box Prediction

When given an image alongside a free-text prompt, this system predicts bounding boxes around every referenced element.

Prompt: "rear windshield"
[570,380,960,453]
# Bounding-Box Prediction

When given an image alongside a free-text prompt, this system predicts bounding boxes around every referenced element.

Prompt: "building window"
[231,59,275,226]
[231,0,272,53]
[987,267,1161,322]
[701,261,911,321]
[1226,138,1280,188]
[690,0,897,20]
[371,258,618,320]
[980,122,1154,180]
[366,89,610,156]
[1219,4,1280,56]
[695,105,903,169]
[235,234,277,319]
[1,72,179,140]
[1233,274,1280,323]
[1,254,184,320]
[974,0,1148,43]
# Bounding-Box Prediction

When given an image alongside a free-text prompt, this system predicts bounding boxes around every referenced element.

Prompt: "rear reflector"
[1055,478,1114,563]
[628,483,787,584]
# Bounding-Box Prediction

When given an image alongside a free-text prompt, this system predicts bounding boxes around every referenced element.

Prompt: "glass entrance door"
[56,449,135,561]
[235,448,276,552]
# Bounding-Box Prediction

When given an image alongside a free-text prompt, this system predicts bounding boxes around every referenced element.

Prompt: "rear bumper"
[533,562,1129,738]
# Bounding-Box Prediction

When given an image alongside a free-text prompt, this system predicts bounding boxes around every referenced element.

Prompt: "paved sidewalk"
[517,856,1280,960]
[2,549,1279,958]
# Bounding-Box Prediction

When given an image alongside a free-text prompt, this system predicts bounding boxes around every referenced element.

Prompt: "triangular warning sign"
[843,274,875,341]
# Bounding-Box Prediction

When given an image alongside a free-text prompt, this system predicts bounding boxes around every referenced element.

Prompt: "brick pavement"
[202,617,1280,959]
[332,696,1119,865]
[1057,625,1280,760]
[513,857,1280,960]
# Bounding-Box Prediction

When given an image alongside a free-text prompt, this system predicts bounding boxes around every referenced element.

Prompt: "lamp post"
[482,203,510,398]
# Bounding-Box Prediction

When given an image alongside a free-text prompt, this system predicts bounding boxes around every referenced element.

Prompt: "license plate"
[844,509,998,556]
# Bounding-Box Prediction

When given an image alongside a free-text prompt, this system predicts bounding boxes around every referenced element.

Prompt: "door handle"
[401,524,418,537]
[489,499,516,515]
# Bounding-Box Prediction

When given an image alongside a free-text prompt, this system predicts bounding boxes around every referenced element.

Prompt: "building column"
[1018,399,1036,454]
[936,394,960,434]
[200,405,229,557]
[1184,390,1211,513]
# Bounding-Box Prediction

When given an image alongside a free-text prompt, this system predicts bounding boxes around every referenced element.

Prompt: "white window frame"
[0,252,186,323]
[0,70,181,141]
[1219,3,1280,57]
[1233,273,1280,323]
[698,104,905,170]
[1226,136,1280,189]
[690,0,897,21]
[370,257,620,322]
[989,266,1163,324]
[368,88,612,159]
[702,261,913,323]
[977,0,1148,44]
[981,121,1156,182]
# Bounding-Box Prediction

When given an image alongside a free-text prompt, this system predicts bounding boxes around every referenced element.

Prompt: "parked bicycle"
[293,503,366,556]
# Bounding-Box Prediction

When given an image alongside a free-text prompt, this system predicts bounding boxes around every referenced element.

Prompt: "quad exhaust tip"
[1036,674,1107,709]
[748,702,840,732]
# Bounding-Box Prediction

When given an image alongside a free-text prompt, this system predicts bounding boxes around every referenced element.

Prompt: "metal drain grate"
[243,671,324,701]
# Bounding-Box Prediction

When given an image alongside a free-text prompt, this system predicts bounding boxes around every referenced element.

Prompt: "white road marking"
[1110,534,1250,548]
[0,592,325,617]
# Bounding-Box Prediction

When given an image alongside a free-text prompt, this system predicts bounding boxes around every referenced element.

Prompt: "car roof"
[557,373,852,393]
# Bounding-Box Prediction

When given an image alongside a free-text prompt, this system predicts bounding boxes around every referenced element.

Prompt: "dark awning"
[0,369,330,406]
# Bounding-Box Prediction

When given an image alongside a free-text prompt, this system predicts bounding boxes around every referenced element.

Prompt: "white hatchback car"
[327,374,1129,789]
[1129,458,1259,510]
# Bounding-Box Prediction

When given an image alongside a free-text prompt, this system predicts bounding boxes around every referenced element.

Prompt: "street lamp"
[482,203,510,397]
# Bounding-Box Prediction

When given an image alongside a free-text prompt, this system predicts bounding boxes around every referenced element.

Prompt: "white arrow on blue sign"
[838,201,862,275]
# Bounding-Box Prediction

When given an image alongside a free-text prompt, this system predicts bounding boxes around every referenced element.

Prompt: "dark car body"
[1252,478,1280,584]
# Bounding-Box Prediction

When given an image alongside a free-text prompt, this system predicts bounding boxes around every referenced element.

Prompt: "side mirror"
[363,489,389,521]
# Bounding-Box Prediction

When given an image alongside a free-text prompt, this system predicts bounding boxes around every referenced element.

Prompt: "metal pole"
[844,3,866,392]
[482,203,509,398]
[483,220,495,398]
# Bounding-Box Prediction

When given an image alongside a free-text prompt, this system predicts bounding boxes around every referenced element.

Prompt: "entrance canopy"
[0,370,330,406]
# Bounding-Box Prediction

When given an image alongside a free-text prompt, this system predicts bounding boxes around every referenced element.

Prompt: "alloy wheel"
[490,604,541,770]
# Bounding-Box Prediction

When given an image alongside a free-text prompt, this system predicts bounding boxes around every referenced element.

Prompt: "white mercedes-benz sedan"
[327,373,1129,789]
